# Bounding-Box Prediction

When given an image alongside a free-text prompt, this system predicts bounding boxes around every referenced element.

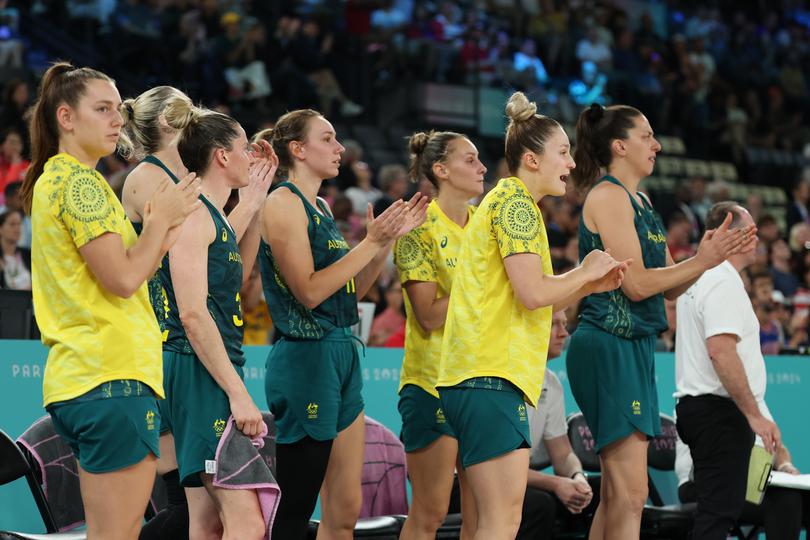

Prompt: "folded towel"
[213,416,281,539]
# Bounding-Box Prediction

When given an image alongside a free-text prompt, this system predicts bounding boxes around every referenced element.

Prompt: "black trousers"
[680,481,810,540]
[676,395,755,540]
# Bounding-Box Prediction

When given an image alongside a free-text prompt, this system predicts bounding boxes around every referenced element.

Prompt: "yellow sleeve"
[394,225,436,284]
[56,167,122,248]
[491,186,544,259]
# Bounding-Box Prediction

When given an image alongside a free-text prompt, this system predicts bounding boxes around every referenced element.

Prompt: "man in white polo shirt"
[675,201,782,540]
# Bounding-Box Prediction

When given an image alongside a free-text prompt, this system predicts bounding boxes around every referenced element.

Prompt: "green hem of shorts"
[78,443,156,474]
[460,436,529,469]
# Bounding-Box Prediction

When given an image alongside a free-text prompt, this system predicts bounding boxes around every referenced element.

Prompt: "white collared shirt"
[674,261,766,401]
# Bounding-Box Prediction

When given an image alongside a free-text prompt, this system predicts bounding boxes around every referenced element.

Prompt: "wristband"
[571,471,587,480]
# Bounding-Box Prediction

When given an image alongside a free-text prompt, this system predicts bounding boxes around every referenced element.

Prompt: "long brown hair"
[571,103,642,192]
[21,62,113,213]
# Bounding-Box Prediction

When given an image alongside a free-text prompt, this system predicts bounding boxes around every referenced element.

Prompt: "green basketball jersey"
[259,181,359,339]
[578,175,668,338]
[159,196,245,366]
[131,155,180,342]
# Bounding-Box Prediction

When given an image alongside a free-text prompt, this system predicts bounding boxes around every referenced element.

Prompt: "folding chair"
[0,429,85,539]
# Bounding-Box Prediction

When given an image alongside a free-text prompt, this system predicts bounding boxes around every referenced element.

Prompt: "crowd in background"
[1,0,810,356]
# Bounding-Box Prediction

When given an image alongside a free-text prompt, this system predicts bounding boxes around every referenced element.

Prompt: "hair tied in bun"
[587,103,605,123]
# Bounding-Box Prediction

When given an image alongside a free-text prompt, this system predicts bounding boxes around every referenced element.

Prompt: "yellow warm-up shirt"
[394,200,475,397]
[437,177,552,406]
[31,153,163,407]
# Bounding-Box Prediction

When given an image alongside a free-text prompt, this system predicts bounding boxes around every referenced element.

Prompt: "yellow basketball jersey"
[436,177,552,406]
[395,200,475,397]
[31,153,163,406]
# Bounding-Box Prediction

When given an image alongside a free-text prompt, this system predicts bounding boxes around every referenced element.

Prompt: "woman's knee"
[226,511,266,540]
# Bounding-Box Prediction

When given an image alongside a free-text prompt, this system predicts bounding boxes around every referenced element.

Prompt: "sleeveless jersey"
[159,196,246,366]
[578,175,668,338]
[130,155,180,341]
[259,181,359,339]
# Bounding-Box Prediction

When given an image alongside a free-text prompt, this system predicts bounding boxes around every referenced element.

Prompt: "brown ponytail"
[22,61,113,213]
[407,130,464,188]
[571,103,642,193]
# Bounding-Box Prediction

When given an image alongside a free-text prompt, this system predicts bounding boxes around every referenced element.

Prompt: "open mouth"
[560,174,569,183]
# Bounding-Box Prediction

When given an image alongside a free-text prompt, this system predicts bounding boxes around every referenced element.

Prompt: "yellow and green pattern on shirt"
[437,177,552,406]
[394,200,475,397]
[31,153,163,407]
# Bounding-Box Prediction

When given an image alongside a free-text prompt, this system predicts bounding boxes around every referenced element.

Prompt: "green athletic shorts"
[161,350,243,487]
[47,380,160,473]
[438,377,531,468]
[398,384,455,452]
[265,328,364,444]
[566,323,661,452]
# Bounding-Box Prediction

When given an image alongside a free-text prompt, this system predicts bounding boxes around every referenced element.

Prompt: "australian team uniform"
[157,193,245,487]
[436,177,553,468]
[131,155,179,344]
[32,153,163,473]
[566,175,668,452]
[260,182,363,444]
[394,200,474,452]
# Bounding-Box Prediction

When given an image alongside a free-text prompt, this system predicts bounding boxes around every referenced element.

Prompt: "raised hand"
[365,193,429,246]
[147,172,202,229]
[696,212,757,269]
[240,140,279,211]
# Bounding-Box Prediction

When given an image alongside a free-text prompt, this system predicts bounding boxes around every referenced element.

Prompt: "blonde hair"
[162,95,239,175]
[503,91,561,175]
[118,86,192,160]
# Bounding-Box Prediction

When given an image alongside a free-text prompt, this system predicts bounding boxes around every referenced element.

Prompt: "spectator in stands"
[688,176,711,223]
[786,179,810,232]
[675,201,782,540]
[241,263,273,346]
[216,13,272,102]
[373,163,409,215]
[655,299,677,352]
[345,159,382,215]
[575,25,612,72]
[288,17,363,117]
[757,214,781,244]
[0,0,23,67]
[0,128,28,206]
[368,280,405,346]
[519,310,595,540]
[0,181,30,248]
[667,212,697,262]
[0,209,29,289]
[751,271,776,305]
[0,79,30,156]
[769,238,800,297]
[511,38,549,91]
[754,297,784,356]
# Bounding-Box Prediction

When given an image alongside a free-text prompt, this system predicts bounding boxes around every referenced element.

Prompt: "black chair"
[0,429,85,539]
[0,289,37,339]
[643,415,696,539]
[567,412,696,540]
[307,516,402,539]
